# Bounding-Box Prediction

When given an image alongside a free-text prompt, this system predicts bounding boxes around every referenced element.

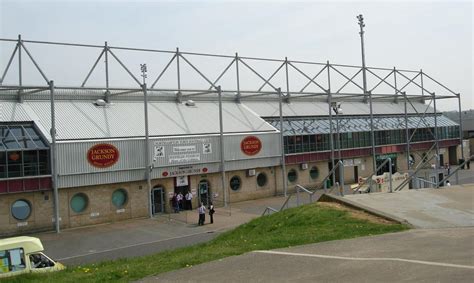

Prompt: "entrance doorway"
[198,180,211,206]
[174,176,190,211]
[376,154,397,175]
[151,186,165,214]
[448,146,457,165]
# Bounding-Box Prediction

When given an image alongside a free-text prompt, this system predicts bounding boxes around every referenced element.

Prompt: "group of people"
[198,202,215,226]
[171,191,194,213]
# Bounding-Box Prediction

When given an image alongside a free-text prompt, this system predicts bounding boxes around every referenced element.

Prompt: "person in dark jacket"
[208,202,215,224]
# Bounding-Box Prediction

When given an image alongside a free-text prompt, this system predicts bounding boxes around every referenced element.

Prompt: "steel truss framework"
[0,36,466,232]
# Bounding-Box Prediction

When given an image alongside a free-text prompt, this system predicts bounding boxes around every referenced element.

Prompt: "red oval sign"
[241,136,262,156]
[87,144,120,168]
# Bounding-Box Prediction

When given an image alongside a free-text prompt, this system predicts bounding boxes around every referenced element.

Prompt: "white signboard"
[169,153,201,163]
[154,146,164,160]
[173,145,196,153]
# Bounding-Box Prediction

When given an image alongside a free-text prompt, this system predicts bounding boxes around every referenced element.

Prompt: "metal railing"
[437,155,473,187]
[317,160,344,194]
[352,157,393,194]
[394,154,438,191]
[296,184,316,206]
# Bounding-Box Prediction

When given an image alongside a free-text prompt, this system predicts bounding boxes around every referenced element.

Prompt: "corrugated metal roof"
[243,101,435,117]
[0,101,276,140]
[267,115,458,135]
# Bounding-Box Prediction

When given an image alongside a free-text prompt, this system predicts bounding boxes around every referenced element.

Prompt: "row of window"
[287,167,320,183]
[10,189,128,220]
[284,126,459,154]
[0,150,50,178]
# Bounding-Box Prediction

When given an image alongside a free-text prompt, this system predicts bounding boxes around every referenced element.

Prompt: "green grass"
[4,203,409,283]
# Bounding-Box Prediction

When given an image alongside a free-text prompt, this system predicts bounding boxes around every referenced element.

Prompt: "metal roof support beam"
[278,87,288,197]
[0,43,19,85]
[404,91,411,169]
[257,61,285,92]
[20,41,50,84]
[335,68,363,94]
[80,48,105,87]
[107,48,142,86]
[422,72,458,96]
[393,67,398,103]
[176,48,182,103]
[207,58,235,91]
[235,53,241,103]
[289,62,327,93]
[327,63,336,185]
[238,58,278,91]
[217,86,228,207]
[365,68,395,95]
[330,65,364,93]
[104,42,110,102]
[457,93,464,160]
[368,90,377,173]
[150,54,177,89]
[179,53,217,90]
[49,80,60,234]
[432,92,440,188]
[299,65,327,93]
[285,57,290,103]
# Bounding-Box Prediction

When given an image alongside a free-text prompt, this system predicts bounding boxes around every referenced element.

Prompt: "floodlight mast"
[357,14,377,174]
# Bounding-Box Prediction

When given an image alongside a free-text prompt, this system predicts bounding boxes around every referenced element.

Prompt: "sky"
[0,0,472,110]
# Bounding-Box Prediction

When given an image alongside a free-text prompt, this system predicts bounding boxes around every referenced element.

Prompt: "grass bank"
[7,203,408,282]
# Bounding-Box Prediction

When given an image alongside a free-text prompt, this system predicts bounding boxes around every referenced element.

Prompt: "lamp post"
[332,102,343,162]
[332,102,343,193]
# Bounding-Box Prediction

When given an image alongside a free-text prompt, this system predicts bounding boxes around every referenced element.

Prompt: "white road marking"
[254,250,474,270]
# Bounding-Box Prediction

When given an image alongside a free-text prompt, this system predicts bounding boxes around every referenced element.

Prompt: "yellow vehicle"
[0,236,65,278]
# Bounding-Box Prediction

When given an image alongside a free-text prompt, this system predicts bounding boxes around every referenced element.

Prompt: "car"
[0,236,65,278]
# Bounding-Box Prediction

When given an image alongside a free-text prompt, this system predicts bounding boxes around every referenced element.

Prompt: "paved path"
[36,195,299,265]
[142,227,474,283]
[343,185,473,228]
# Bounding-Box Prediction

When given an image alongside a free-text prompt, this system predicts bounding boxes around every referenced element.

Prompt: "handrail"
[296,184,315,206]
[353,157,393,194]
[262,206,279,216]
[438,155,473,187]
[318,160,344,192]
[394,154,437,191]
[279,194,293,211]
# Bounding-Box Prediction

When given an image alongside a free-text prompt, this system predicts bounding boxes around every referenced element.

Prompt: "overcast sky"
[1,0,472,110]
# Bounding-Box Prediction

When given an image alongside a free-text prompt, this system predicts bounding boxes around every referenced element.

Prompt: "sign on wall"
[154,138,216,165]
[241,136,262,156]
[87,144,120,168]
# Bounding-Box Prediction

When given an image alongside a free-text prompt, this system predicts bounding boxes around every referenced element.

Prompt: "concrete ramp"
[327,185,474,228]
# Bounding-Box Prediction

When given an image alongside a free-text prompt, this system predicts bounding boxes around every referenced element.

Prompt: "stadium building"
[0,36,467,236]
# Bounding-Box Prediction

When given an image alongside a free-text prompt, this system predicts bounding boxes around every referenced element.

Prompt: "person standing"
[172,193,179,213]
[198,202,206,226]
[208,202,215,224]
[185,191,193,210]
[177,192,184,211]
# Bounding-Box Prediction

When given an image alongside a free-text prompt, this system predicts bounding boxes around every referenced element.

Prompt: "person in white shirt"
[198,202,206,225]
[177,192,183,211]
[185,191,193,210]
[446,180,451,187]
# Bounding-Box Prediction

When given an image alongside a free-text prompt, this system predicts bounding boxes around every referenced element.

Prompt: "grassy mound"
[7,203,408,282]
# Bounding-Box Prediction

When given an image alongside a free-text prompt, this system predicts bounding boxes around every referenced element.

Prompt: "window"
[256,173,267,187]
[0,248,26,273]
[287,169,298,183]
[70,193,88,213]
[309,167,320,180]
[229,176,241,191]
[112,189,128,208]
[0,124,50,180]
[11,199,31,220]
